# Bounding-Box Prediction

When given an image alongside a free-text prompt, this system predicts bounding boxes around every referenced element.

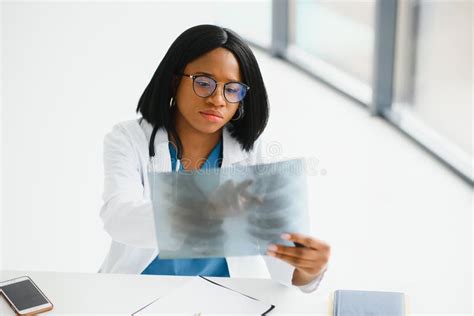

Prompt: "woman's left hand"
[267,233,331,286]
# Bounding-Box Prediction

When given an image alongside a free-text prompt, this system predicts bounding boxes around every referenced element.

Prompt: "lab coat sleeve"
[100,124,156,249]
[263,246,325,293]
[296,267,327,293]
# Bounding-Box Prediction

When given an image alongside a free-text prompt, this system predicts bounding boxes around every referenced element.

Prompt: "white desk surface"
[1,270,472,315]
[0,270,330,315]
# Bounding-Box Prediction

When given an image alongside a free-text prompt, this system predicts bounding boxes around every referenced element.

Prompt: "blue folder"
[333,289,405,316]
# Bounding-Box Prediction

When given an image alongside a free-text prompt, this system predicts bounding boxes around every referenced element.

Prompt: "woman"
[99,25,330,293]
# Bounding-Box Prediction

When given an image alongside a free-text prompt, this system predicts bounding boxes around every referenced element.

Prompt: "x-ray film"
[148,158,310,259]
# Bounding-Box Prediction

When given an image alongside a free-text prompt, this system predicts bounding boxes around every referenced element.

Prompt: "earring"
[232,103,245,121]
[169,97,175,108]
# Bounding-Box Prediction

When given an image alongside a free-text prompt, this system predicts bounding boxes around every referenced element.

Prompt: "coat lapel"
[221,126,249,167]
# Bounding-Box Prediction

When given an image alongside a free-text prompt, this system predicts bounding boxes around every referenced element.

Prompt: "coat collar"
[221,127,249,167]
[140,119,249,170]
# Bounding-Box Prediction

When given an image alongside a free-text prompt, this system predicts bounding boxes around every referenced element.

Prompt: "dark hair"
[136,24,269,154]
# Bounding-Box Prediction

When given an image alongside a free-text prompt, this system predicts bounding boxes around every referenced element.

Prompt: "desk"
[0,270,329,315]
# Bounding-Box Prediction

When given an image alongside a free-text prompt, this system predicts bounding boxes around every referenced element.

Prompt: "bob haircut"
[136,24,269,154]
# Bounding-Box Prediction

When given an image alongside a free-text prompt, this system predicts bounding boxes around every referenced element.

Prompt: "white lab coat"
[99,118,323,293]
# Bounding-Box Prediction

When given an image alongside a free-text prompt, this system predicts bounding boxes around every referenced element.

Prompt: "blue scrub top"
[141,139,230,277]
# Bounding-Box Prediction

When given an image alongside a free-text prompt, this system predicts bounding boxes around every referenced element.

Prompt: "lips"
[199,110,224,123]
[199,110,223,118]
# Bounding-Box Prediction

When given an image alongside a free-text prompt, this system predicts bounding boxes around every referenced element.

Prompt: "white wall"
[1,1,222,273]
[0,1,3,272]
[2,3,472,313]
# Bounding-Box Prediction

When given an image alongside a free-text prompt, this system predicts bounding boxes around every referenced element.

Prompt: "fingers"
[236,179,253,192]
[267,244,319,261]
[281,233,330,252]
[269,234,330,270]
[267,238,330,277]
[241,191,264,204]
[267,251,316,269]
[267,251,327,276]
[237,179,263,206]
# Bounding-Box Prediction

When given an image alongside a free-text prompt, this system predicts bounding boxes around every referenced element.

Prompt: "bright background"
[1,1,472,314]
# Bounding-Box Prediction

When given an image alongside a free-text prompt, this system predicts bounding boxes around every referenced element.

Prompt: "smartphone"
[0,276,53,315]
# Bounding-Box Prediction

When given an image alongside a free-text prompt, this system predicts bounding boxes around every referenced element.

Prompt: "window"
[287,0,376,104]
[393,0,472,179]
[213,0,272,49]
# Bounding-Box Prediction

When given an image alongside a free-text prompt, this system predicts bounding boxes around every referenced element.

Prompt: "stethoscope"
[147,121,223,172]
[148,124,160,159]
[148,124,183,171]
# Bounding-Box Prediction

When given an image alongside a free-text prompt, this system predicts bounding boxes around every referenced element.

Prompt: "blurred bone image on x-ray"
[148,158,310,259]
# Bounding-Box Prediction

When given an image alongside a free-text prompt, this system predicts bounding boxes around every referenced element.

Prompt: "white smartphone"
[0,276,53,315]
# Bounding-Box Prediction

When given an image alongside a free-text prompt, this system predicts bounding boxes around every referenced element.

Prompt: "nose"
[206,83,226,107]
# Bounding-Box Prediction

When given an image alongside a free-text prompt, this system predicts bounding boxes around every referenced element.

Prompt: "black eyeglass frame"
[178,73,250,103]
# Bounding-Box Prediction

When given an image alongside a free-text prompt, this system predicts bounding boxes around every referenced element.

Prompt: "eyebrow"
[194,71,241,83]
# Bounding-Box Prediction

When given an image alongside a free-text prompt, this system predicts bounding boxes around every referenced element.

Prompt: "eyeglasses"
[179,73,250,103]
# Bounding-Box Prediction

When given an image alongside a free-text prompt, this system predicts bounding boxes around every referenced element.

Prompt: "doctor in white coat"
[99,25,330,293]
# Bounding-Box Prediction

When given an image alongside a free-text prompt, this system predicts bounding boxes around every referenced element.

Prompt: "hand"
[207,179,263,217]
[267,233,330,286]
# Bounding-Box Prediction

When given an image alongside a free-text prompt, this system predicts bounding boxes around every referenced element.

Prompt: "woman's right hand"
[208,179,263,217]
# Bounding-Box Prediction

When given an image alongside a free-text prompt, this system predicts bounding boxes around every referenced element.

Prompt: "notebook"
[333,289,405,316]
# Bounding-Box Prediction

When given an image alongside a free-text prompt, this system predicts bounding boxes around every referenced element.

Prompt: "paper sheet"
[133,276,274,315]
